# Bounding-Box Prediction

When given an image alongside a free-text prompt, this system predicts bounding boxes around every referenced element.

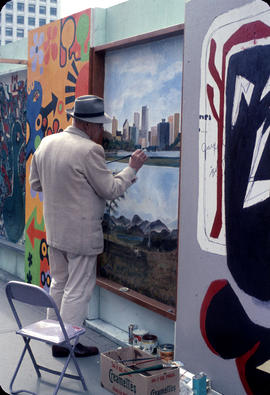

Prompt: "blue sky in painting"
[104,35,183,131]
[108,163,179,229]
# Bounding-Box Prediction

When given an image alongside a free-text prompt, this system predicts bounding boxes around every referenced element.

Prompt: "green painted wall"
[0,38,27,75]
[91,8,106,47]
[93,0,185,46]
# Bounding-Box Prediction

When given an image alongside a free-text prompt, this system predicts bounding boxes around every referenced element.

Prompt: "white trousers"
[47,246,97,327]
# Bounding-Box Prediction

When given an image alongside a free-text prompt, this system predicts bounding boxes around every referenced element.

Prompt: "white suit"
[29,125,136,325]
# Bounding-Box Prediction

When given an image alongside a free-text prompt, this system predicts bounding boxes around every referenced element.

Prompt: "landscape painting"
[100,35,183,307]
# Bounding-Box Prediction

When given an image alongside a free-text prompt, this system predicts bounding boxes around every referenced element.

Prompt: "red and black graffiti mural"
[0,72,26,244]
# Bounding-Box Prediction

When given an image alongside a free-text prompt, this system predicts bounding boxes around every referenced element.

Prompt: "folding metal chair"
[5,280,88,395]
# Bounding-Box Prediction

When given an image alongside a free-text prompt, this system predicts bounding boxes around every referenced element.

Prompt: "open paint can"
[141,334,158,354]
[133,329,148,348]
[158,343,174,361]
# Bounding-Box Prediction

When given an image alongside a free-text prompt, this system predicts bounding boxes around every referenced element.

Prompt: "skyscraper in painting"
[141,105,149,139]
[134,112,140,129]
[112,116,118,137]
[123,119,129,141]
[168,115,174,144]
[158,118,170,149]
[173,112,180,141]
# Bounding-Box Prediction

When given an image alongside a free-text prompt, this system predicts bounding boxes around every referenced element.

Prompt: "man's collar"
[65,125,91,140]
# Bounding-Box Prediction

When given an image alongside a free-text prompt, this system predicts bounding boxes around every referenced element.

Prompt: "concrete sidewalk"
[0,269,119,395]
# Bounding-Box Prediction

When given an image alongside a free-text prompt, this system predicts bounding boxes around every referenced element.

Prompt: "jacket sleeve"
[84,144,136,200]
[29,152,43,192]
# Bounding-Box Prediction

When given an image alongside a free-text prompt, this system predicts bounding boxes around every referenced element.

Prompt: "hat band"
[74,111,104,118]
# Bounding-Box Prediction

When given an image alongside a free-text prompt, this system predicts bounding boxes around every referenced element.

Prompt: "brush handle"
[121,357,161,363]
[119,364,164,376]
[106,154,131,164]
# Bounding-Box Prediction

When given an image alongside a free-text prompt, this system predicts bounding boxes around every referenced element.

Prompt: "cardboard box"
[100,347,179,395]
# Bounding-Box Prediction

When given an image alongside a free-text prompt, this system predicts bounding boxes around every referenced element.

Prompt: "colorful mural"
[0,70,26,246]
[198,1,270,393]
[25,9,91,289]
[100,36,183,307]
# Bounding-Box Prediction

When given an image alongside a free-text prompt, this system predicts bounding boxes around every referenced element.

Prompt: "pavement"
[0,269,119,395]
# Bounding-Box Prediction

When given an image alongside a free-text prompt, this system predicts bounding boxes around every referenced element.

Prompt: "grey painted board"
[175,0,264,394]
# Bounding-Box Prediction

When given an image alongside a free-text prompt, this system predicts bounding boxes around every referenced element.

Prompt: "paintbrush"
[106,147,148,164]
[106,154,132,164]
[119,364,164,376]
[120,356,161,364]
[119,362,178,376]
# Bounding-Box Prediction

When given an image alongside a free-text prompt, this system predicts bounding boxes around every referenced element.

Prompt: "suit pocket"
[81,218,104,253]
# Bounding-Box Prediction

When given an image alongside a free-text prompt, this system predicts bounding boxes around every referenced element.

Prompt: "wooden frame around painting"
[89,24,184,321]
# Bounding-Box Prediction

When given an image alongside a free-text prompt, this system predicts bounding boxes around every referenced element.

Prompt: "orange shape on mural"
[27,217,46,248]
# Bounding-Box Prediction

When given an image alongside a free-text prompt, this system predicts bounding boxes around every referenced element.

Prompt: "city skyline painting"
[104,35,183,145]
[100,34,183,307]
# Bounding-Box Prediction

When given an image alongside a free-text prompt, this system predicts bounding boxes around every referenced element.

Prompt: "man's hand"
[129,149,148,172]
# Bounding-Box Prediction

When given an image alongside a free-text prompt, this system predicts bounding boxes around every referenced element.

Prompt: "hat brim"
[66,108,112,124]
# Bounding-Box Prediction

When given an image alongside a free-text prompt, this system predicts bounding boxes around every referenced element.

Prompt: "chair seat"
[16,319,85,344]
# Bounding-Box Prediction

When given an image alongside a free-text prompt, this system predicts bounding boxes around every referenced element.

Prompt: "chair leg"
[52,348,88,395]
[10,338,40,395]
[69,336,88,391]
[53,353,73,395]
[24,338,41,379]
[70,351,88,391]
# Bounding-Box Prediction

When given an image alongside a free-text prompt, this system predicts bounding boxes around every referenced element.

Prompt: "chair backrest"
[5,281,69,341]
[6,281,55,308]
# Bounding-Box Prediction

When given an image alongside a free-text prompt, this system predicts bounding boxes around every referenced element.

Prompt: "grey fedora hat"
[66,95,112,124]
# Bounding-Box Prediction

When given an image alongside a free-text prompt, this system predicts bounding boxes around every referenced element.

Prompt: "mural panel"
[198,1,270,393]
[0,70,26,247]
[100,35,183,307]
[25,10,91,289]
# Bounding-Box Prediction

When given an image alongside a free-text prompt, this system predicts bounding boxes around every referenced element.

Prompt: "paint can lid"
[133,329,148,335]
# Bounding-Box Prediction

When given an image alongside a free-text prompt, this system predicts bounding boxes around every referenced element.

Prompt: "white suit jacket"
[29,125,136,255]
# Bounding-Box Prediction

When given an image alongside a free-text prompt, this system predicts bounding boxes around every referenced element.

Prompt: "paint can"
[133,329,148,348]
[192,373,207,395]
[141,334,158,354]
[158,343,174,361]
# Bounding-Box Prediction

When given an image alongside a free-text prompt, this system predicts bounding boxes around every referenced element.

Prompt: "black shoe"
[52,344,70,358]
[52,343,99,358]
